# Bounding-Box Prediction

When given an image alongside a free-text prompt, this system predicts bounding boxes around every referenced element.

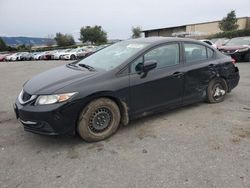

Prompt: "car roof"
[126,37,199,44]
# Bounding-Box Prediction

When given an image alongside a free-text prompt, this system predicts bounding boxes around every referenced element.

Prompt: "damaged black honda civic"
[14,37,240,142]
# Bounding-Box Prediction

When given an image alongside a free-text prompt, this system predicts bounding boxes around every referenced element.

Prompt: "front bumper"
[14,99,82,136]
[61,56,71,60]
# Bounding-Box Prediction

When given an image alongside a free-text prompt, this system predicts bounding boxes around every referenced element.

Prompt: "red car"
[218,37,250,62]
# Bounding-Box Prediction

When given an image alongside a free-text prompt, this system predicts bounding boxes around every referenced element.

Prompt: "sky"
[0,0,249,40]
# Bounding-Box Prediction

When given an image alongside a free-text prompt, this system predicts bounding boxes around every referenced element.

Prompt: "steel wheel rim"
[212,83,226,101]
[89,107,113,134]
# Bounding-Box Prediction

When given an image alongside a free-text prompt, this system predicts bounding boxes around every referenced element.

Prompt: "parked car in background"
[22,52,33,61]
[77,45,110,59]
[33,52,46,60]
[40,51,56,60]
[5,53,21,61]
[52,49,72,60]
[18,52,30,61]
[0,53,10,61]
[218,37,250,62]
[14,37,239,142]
[76,47,96,59]
[211,38,229,48]
[28,52,38,60]
[61,48,86,60]
[200,39,217,48]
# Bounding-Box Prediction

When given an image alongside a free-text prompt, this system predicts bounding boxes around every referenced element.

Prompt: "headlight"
[35,92,77,105]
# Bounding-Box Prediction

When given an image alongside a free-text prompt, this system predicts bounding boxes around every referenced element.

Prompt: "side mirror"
[143,60,157,72]
[135,60,157,73]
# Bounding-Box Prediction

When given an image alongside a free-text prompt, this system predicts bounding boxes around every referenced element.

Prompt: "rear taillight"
[231,58,236,64]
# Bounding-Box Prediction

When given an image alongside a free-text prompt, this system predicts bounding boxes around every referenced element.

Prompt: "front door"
[129,43,184,116]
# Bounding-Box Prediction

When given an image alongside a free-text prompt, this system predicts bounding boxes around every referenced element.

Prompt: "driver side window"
[130,43,179,74]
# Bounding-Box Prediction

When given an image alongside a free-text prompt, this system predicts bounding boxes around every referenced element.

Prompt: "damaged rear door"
[182,42,218,105]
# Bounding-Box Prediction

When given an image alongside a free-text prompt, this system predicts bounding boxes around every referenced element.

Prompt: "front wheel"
[77,98,121,142]
[207,78,228,103]
[70,55,76,60]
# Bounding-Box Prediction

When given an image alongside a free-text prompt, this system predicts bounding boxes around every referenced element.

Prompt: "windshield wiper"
[67,62,78,68]
[78,63,96,71]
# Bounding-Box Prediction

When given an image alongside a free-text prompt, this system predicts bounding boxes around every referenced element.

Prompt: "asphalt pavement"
[0,61,249,188]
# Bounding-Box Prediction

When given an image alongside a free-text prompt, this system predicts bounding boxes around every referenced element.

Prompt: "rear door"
[182,42,217,105]
[129,42,185,116]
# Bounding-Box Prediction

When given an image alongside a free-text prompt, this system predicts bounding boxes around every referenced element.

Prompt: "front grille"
[22,91,32,102]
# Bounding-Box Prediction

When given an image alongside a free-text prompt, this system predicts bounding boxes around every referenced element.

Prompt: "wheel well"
[209,76,229,92]
[78,94,129,128]
[218,76,229,92]
[104,96,129,126]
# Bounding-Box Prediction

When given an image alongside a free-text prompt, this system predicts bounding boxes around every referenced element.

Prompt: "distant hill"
[0,36,56,47]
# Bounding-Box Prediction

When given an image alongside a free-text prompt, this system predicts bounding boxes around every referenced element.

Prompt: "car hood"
[23,65,97,94]
[219,45,249,50]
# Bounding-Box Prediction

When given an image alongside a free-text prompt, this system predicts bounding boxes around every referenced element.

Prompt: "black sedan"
[14,37,240,142]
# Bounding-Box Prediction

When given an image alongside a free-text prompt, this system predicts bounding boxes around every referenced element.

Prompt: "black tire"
[244,53,250,62]
[77,98,121,142]
[70,55,76,60]
[207,78,228,103]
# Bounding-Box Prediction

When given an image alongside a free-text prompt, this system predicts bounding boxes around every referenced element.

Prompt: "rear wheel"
[207,78,228,103]
[77,98,121,142]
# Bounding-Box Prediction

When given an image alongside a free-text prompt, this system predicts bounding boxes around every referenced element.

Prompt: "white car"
[200,39,217,49]
[5,53,21,61]
[61,48,86,60]
[33,52,47,60]
[52,49,72,60]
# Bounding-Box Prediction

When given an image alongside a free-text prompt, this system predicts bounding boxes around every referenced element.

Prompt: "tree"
[45,34,55,47]
[0,37,7,51]
[54,33,75,47]
[219,10,239,32]
[131,26,142,38]
[17,44,32,51]
[79,26,107,44]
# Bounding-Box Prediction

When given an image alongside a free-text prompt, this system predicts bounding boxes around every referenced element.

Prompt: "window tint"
[207,48,214,59]
[131,43,180,73]
[144,43,179,69]
[184,43,207,63]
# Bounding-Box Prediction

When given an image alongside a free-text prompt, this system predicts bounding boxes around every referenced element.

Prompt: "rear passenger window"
[184,43,207,63]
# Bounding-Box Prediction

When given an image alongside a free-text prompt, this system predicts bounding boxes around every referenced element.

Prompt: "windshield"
[76,41,148,71]
[225,37,250,46]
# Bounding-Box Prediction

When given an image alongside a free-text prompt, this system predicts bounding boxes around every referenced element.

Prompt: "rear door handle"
[172,72,184,78]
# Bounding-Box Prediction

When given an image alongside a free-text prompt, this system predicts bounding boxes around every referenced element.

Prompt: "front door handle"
[172,72,184,78]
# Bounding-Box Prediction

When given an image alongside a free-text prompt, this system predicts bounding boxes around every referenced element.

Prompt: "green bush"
[209,29,250,39]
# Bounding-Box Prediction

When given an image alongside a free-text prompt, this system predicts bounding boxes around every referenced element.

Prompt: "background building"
[143,17,250,39]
